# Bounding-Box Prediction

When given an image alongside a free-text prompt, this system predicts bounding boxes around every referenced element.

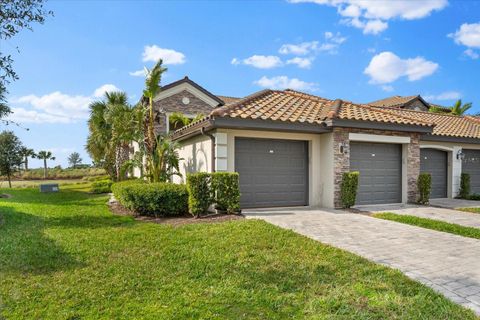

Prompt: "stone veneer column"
[215,132,228,172]
[333,128,350,208]
[406,134,420,203]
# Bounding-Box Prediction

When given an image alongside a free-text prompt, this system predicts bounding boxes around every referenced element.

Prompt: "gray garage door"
[463,149,480,194]
[235,138,308,208]
[350,142,402,205]
[420,148,448,198]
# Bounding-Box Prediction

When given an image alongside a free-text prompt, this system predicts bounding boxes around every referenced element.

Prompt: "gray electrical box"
[39,184,59,193]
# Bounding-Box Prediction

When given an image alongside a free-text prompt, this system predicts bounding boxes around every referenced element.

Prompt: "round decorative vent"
[182,97,190,105]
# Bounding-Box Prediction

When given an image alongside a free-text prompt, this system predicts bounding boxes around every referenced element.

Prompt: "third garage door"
[350,142,402,205]
[463,149,480,194]
[420,148,448,198]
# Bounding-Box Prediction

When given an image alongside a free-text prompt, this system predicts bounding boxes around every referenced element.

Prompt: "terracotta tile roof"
[374,107,480,138]
[210,89,433,127]
[216,95,241,105]
[369,95,421,108]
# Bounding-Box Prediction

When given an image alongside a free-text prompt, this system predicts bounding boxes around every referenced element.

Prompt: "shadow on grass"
[0,206,85,274]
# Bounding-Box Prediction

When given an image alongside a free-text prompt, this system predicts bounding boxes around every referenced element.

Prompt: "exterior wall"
[153,90,216,134]
[333,127,420,208]
[420,140,480,197]
[173,134,212,184]
[218,129,331,207]
[405,99,429,111]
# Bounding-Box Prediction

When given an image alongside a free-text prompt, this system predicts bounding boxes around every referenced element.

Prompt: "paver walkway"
[374,206,480,229]
[244,208,480,315]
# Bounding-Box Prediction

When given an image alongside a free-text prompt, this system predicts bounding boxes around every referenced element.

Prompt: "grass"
[458,207,480,214]
[0,187,476,319]
[0,179,87,188]
[373,212,480,240]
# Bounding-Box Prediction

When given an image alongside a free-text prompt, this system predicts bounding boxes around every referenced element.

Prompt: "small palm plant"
[35,151,55,179]
[450,99,472,116]
[148,136,182,183]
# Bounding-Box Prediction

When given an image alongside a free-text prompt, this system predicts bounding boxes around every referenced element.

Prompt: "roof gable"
[154,77,224,107]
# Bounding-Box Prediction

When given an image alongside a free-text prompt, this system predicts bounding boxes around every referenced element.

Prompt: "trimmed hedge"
[212,172,240,214]
[340,171,359,208]
[459,173,471,199]
[186,173,213,217]
[90,179,113,194]
[417,173,432,204]
[112,180,188,216]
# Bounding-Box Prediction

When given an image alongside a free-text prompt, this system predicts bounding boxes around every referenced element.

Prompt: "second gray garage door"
[235,138,308,208]
[463,149,480,194]
[420,148,448,198]
[350,142,402,205]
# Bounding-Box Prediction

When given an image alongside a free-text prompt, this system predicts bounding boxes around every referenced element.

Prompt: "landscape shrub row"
[90,179,113,194]
[187,172,240,216]
[19,167,106,180]
[112,179,188,216]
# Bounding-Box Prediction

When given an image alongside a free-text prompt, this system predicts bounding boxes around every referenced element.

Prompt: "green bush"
[467,194,480,201]
[417,173,432,204]
[113,181,188,216]
[212,172,240,213]
[340,171,359,208]
[90,179,113,194]
[459,173,471,199]
[186,173,213,217]
[83,175,110,182]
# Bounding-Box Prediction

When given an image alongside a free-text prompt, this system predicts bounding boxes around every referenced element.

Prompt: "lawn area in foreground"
[458,207,480,214]
[373,212,480,240]
[0,186,476,319]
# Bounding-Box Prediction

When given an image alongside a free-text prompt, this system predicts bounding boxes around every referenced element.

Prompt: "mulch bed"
[0,194,12,199]
[108,201,244,227]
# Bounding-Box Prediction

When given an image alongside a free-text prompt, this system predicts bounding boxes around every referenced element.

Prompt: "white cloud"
[8,84,121,124]
[279,41,319,55]
[464,49,479,59]
[449,22,480,48]
[364,51,438,84]
[289,0,447,34]
[233,55,283,69]
[129,69,147,77]
[93,84,121,98]
[279,32,346,56]
[381,85,394,92]
[286,57,313,68]
[424,91,461,101]
[142,45,186,65]
[254,76,318,91]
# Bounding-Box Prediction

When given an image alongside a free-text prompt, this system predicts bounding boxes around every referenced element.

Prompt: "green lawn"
[0,179,87,188]
[0,187,476,319]
[458,207,480,214]
[373,212,480,240]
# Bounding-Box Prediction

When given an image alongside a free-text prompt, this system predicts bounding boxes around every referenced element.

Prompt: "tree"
[168,112,204,132]
[35,150,55,179]
[19,147,35,171]
[450,99,472,116]
[0,131,24,188]
[149,136,182,183]
[1,0,53,124]
[68,152,82,168]
[86,92,143,181]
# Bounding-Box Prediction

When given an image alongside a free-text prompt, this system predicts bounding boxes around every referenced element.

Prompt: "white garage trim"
[349,133,411,144]
[420,144,454,152]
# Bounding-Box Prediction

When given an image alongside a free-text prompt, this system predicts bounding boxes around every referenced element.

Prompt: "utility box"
[39,184,59,193]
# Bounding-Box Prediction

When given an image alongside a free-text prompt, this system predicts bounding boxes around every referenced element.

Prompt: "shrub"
[417,173,432,204]
[459,173,471,199]
[467,194,480,201]
[186,173,213,217]
[211,172,240,213]
[90,179,113,194]
[113,181,188,216]
[340,171,359,208]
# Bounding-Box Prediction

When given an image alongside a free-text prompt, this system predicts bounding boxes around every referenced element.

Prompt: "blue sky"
[3,0,480,167]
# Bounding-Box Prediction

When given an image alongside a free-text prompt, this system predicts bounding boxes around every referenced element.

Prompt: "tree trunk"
[43,159,47,179]
[115,144,131,181]
[25,156,29,171]
[7,173,11,188]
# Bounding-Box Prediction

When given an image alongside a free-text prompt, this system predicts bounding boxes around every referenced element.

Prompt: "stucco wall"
[173,134,212,184]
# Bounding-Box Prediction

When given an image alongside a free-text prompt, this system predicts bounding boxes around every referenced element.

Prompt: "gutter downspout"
[201,127,216,172]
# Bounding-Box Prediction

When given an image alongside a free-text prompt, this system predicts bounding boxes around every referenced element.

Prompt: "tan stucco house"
[147,77,480,209]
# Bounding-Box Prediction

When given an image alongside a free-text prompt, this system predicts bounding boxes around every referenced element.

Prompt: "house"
[368,94,451,113]
[149,77,480,209]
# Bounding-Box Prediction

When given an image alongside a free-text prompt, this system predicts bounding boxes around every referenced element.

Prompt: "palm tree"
[142,60,167,155]
[35,151,55,179]
[148,136,182,183]
[86,92,143,181]
[19,147,35,171]
[450,99,472,116]
[168,112,204,132]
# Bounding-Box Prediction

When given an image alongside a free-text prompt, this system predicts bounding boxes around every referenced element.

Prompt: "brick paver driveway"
[244,208,480,315]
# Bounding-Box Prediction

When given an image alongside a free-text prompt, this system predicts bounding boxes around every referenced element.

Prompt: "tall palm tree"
[450,99,472,116]
[35,151,55,179]
[86,92,143,181]
[19,147,35,171]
